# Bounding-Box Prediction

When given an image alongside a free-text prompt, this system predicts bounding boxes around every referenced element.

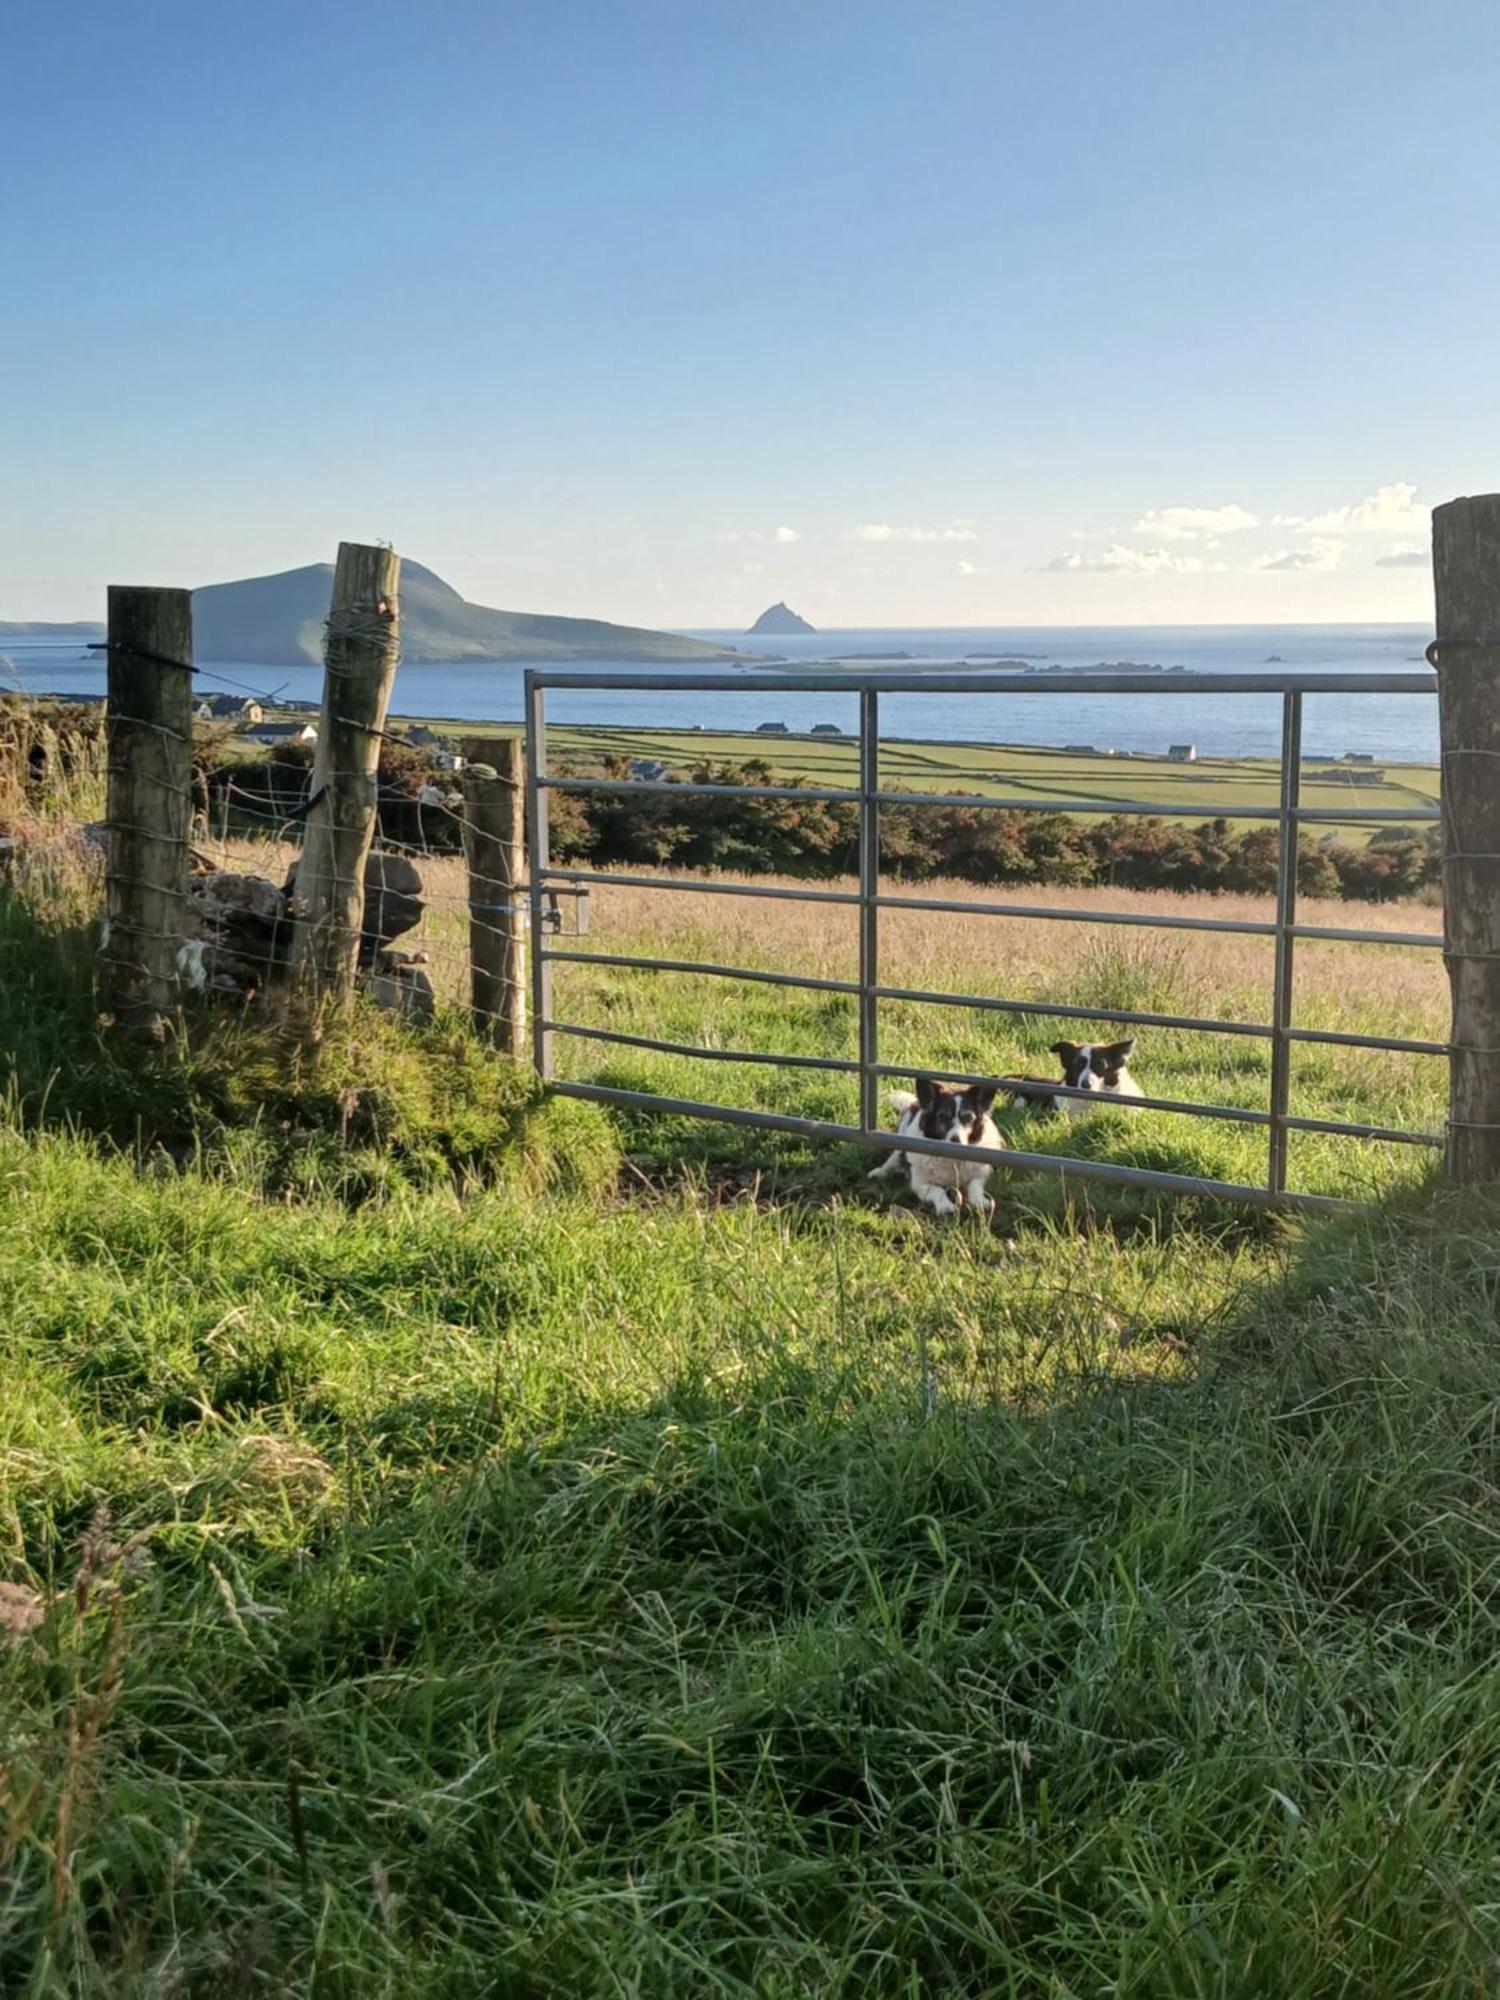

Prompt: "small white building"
[1167,744,1197,763]
[249,721,317,747]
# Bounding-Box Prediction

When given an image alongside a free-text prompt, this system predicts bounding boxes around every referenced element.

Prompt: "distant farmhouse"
[1167,744,1197,763]
[756,721,790,734]
[201,695,265,725]
[249,721,317,747]
[810,723,844,737]
[630,759,667,781]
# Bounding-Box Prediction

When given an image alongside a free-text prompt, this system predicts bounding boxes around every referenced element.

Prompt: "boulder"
[180,869,291,999]
[365,948,435,1024]
[283,849,424,966]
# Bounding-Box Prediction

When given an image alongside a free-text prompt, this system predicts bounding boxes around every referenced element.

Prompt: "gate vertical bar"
[1267,688,1303,1199]
[524,676,554,1079]
[858,689,880,1132]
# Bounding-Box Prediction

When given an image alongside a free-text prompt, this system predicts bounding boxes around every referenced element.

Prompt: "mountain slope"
[189,560,741,666]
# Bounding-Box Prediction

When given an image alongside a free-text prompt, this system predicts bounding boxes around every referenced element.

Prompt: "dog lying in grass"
[1004,1037,1144,1117]
[867,1077,1002,1216]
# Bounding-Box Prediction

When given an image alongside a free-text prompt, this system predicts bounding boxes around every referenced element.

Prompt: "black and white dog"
[1046,1037,1143,1115]
[867,1077,1002,1216]
[1003,1038,1144,1116]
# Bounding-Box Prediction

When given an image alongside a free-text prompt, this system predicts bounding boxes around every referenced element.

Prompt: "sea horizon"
[2,621,1438,763]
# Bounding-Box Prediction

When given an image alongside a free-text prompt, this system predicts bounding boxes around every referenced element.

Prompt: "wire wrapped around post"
[102,588,194,1037]
[287,544,401,998]
[462,737,527,1056]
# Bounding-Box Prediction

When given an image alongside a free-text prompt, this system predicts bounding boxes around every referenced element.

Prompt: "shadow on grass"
[13,1185,1500,1993]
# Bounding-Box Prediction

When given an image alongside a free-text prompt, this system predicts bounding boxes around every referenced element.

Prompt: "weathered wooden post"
[288,543,400,996]
[102,586,194,1036]
[461,735,526,1056]
[1432,494,1500,1183]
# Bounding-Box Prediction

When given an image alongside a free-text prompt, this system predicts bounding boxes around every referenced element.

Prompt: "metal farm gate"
[525,668,1441,1214]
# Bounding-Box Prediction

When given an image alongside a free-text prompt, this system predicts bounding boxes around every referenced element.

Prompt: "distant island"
[1023,660,1190,675]
[747,602,815,636]
[4,563,743,668]
[0,621,104,641]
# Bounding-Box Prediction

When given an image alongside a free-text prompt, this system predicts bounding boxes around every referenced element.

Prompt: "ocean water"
[2,622,1438,763]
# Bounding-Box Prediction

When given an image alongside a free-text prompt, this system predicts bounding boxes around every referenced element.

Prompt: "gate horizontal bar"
[1282,1113,1442,1147]
[546,1080,1355,1213]
[1285,1025,1448,1057]
[1290,922,1442,948]
[538,771,1437,824]
[877,891,1277,936]
[877,890,1443,949]
[531,669,1437,697]
[871,790,1437,823]
[542,774,860,804]
[545,1020,859,1072]
[538,952,1447,1057]
[873,982,1271,1038]
[539,866,861,906]
[541,948,862,996]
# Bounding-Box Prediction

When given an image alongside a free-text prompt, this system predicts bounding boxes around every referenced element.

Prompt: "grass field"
[413,720,1442,844]
[9,830,1500,1996]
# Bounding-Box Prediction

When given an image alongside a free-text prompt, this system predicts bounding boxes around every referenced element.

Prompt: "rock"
[747,601,815,636]
[360,851,424,958]
[181,870,290,999]
[365,948,434,1024]
[283,849,423,965]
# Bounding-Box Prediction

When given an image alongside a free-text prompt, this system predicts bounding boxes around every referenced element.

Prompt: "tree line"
[210,745,1441,903]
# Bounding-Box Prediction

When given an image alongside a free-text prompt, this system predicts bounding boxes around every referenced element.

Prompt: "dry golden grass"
[199,839,1447,1044]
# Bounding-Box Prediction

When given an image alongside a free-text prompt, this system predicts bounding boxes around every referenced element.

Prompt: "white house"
[249,721,317,747]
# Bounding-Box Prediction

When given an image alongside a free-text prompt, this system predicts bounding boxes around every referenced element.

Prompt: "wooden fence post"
[461,736,526,1056]
[102,586,194,1037]
[1432,493,1500,1183]
[289,543,400,996]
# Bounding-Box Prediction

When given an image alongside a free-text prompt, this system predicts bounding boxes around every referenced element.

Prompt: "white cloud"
[715,525,802,544]
[1253,538,1346,573]
[955,559,989,576]
[1274,481,1424,536]
[850,521,979,543]
[1132,503,1259,541]
[1044,543,1212,576]
[1374,544,1430,570]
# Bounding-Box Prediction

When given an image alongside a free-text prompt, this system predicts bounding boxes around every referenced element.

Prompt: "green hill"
[189,559,742,666]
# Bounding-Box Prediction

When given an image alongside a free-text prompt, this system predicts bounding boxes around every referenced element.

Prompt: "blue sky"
[3,0,1495,627]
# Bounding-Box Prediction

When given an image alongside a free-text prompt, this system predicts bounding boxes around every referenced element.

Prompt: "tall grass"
[6,837,1499,1994]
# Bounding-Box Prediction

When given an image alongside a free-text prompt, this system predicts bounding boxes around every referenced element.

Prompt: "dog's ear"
[967,1083,998,1115]
[1100,1038,1137,1067]
[915,1076,938,1109]
[1049,1040,1080,1062]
